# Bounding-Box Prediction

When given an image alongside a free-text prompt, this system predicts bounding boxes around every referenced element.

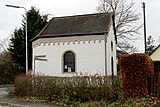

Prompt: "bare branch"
[97,0,141,53]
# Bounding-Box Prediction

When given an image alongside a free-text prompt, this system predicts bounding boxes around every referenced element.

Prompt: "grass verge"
[69,97,151,107]
[0,84,13,88]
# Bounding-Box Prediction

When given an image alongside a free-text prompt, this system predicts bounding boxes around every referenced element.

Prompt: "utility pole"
[142,2,147,53]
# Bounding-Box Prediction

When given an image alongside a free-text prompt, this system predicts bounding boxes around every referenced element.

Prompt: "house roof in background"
[149,44,160,56]
[32,13,113,41]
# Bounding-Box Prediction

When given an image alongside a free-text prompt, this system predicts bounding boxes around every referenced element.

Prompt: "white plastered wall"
[33,39,104,76]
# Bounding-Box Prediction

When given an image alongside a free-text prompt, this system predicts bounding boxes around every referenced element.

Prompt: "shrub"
[0,52,20,84]
[119,53,154,97]
[14,75,122,103]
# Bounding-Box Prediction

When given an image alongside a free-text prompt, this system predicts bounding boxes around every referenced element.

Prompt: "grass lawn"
[0,84,13,88]
[69,97,157,107]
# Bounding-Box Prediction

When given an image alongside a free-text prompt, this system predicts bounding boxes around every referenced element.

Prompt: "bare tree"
[146,35,155,55]
[97,0,141,53]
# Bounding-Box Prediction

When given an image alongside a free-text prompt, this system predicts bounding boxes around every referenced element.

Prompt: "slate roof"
[32,13,114,41]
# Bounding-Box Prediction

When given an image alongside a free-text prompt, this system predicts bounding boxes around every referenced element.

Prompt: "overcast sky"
[0,0,159,52]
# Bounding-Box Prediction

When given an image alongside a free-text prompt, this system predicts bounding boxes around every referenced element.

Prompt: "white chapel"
[32,13,117,77]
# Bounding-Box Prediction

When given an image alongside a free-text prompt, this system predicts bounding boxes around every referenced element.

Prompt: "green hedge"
[14,76,121,102]
[119,53,154,97]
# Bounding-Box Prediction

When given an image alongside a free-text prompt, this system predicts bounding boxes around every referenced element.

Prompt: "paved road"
[0,87,63,107]
[0,87,8,95]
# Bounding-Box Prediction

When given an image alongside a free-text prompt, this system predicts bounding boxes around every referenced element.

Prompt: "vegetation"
[12,75,157,107]
[9,7,48,73]
[71,97,150,107]
[97,0,141,53]
[0,52,20,84]
[14,76,122,105]
[119,53,154,97]
[146,35,156,55]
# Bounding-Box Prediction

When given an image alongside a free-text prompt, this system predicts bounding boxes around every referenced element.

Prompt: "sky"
[0,0,159,52]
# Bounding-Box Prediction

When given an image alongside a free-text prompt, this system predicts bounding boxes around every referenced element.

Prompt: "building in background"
[150,44,160,61]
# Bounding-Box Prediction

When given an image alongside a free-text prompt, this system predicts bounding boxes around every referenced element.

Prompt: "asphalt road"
[0,87,8,95]
[0,87,63,107]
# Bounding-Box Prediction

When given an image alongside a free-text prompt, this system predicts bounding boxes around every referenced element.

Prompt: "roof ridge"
[51,12,113,20]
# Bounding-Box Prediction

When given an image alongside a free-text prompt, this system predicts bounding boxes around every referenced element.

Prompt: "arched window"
[111,41,113,52]
[63,51,75,72]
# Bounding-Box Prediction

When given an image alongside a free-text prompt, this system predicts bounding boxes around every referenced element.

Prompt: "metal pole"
[25,8,28,75]
[142,2,147,53]
[6,4,28,75]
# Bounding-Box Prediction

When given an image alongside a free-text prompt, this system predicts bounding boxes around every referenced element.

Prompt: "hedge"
[14,76,121,102]
[119,53,154,97]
